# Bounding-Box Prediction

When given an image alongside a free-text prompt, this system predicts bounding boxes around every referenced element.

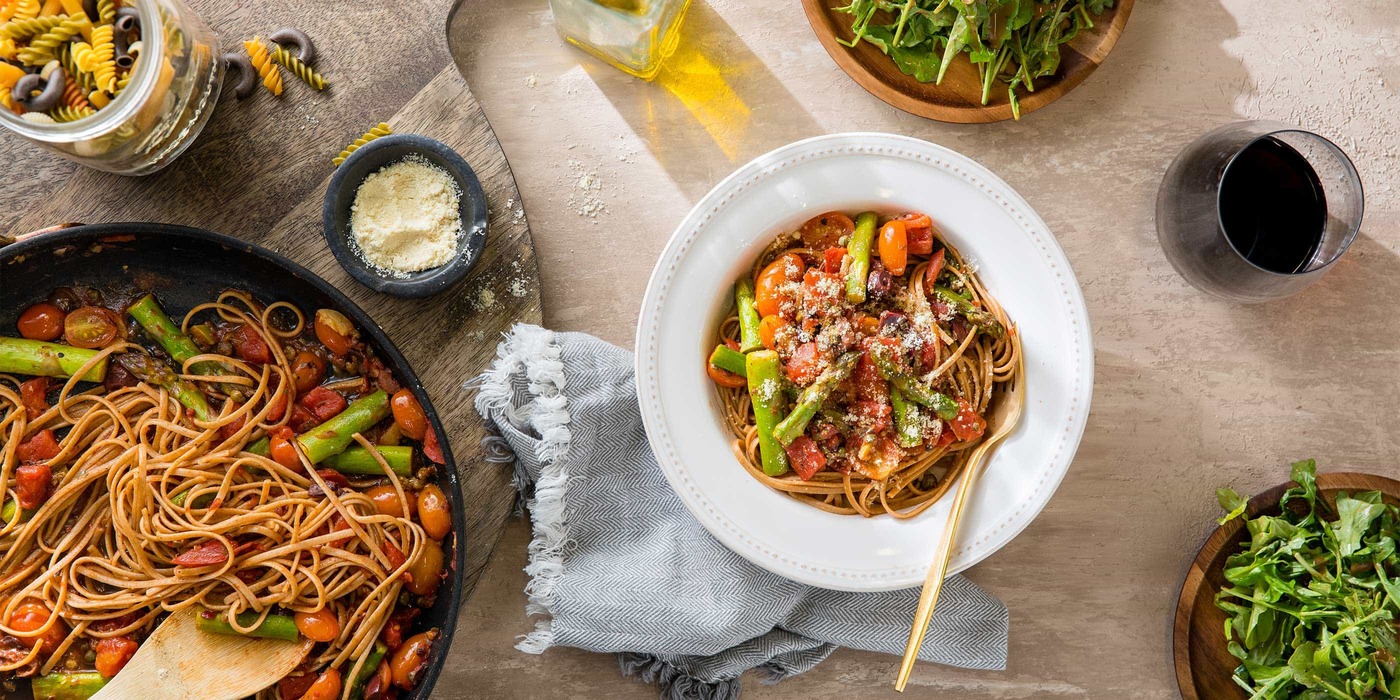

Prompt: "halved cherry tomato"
[924,248,946,291]
[94,636,139,678]
[9,602,66,655]
[899,213,932,229]
[314,309,356,357]
[278,673,317,700]
[754,253,805,318]
[799,211,855,251]
[16,302,65,341]
[19,377,47,420]
[301,668,342,700]
[294,609,341,643]
[172,540,230,567]
[389,630,437,689]
[270,435,301,470]
[784,342,823,386]
[16,429,60,464]
[299,387,347,423]
[878,220,908,276]
[63,306,121,349]
[821,247,846,274]
[389,389,427,440]
[784,436,826,481]
[706,363,746,389]
[291,351,326,393]
[757,315,785,351]
[227,324,272,364]
[15,462,50,510]
[422,427,445,465]
[366,485,415,519]
[948,400,987,442]
[405,538,444,597]
[416,484,451,540]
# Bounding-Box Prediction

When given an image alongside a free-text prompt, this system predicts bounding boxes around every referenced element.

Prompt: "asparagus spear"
[868,345,959,420]
[323,446,413,477]
[127,294,228,376]
[0,337,107,382]
[844,212,879,303]
[772,351,860,446]
[350,642,389,698]
[891,389,923,448]
[117,353,214,421]
[299,390,391,464]
[734,278,763,354]
[745,351,790,477]
[31,671,106,700]
[1,499,32,525]
[708,344,747,377]
[195,608,300,642]
[934,286,1005,337]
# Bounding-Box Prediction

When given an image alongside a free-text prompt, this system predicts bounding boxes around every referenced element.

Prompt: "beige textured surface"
[445,0,1400,697]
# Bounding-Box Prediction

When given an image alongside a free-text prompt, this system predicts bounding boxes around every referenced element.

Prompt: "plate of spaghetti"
[0,225,462,699]
[636,133,1093,591]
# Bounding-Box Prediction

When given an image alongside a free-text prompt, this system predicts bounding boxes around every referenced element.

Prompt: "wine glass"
[1156,121,1363,302]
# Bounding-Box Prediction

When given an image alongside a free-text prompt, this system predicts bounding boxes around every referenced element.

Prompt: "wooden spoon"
[894,330,1025,691]
[92,607,312,700]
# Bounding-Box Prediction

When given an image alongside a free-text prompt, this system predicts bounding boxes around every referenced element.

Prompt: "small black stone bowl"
[322,134,489,298]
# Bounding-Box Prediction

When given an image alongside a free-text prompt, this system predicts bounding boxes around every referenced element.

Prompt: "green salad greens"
[834,0,1116,119]
[1215,459,1400,698]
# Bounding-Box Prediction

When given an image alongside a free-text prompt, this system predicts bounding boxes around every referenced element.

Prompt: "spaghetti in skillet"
[706,210,1019,519]
[0,288,451,700]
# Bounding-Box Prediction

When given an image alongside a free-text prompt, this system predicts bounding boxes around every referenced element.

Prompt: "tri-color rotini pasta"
[0,0,139,120]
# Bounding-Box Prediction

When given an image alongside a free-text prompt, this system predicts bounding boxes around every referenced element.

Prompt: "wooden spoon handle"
[893,443,988,692]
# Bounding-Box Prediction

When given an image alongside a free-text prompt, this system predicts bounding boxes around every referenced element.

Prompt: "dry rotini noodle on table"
[243,36,282,96]
[333,122,392,166]
[270,43,324,91]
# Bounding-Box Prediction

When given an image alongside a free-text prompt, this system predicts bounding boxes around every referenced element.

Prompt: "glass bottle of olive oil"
[548,0,692,80]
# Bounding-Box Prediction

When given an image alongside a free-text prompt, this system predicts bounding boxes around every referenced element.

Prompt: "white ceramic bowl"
[636,133,1093,591]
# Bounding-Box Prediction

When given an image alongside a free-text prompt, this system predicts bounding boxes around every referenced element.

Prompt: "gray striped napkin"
[473,324,1008,699]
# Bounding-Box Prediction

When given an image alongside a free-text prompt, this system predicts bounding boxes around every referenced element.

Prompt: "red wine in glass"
[1157,122,1362,302]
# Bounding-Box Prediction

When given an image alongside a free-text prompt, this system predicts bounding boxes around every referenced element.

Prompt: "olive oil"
[548,0,691,80]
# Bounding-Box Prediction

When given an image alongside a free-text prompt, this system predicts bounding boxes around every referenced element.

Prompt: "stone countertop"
[444,0,1400,697]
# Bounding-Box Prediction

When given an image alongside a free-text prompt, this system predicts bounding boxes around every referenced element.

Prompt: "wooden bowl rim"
[799,0,1136,124]
[1173,471,1400,700]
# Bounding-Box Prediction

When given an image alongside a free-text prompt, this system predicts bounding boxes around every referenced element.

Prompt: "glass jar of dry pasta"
[0,0,221,175]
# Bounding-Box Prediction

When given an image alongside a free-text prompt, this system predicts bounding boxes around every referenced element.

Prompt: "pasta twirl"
[270,43,324,91]
[332,122,392,166]
[243,36,282,97]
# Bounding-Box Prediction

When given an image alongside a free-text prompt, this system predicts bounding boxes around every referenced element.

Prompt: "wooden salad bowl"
[800,0,1135,123]
[1174,471,1400,700]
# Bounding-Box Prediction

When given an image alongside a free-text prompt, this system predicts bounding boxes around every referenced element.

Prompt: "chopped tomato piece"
[849,399,891,435]
[800,269,843,318]
[299,386,347,423]
[422,426,445,465]
[907,225,933,256]
[219,406,246,441]
[706,363,746,389]
[784,436,826,480]
[799,211,855,251]
[289,404,319,432]
[16,429,60,463]
[380,609,420,652]
[172,540,230,567]
[94,636,139,678]
[853,341,890,403]
[315,469,350,490]
[924,249,946,291]
[227,324,272,364]
[278,673,317,700]
[948,400,987,442]
[266,394,288,422]
[898,213,932,229]
[784,342,823,386]
[14,462,51,509]
[935,424,956,447]
[19,377,47,420]
[383,541,408,571]
[821,247,846,274]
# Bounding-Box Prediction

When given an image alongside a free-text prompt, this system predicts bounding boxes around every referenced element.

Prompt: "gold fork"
[894,330,1025,691]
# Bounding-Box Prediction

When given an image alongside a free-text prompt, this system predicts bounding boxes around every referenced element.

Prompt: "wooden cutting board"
[0,0,533,600]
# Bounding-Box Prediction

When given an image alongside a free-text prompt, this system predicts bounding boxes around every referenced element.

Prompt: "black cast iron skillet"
[0,223,465,700]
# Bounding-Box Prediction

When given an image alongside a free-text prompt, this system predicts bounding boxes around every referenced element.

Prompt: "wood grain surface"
[0,0,539,685]
[1174,472,1400,700]
[800,0,1135,123]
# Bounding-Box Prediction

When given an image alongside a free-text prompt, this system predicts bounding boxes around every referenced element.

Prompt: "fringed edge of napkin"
[473,324,572,655]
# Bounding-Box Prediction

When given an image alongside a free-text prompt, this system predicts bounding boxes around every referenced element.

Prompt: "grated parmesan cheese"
[350,157,463,275]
